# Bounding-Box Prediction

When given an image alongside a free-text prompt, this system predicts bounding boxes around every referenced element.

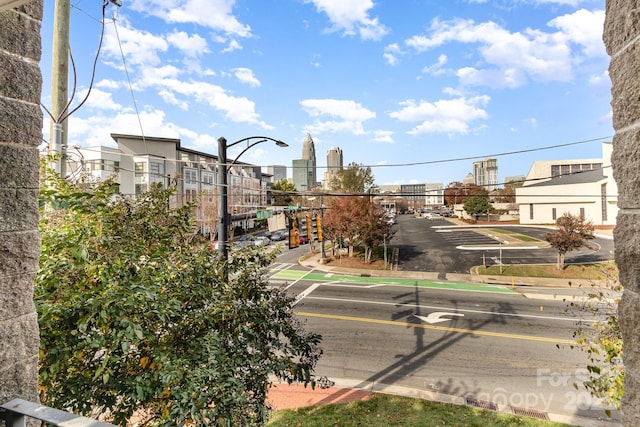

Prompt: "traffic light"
[315,214,323,242]
[288,217,299,249]
[305,213,312,241]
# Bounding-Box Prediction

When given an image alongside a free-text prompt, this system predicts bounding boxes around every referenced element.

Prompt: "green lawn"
[268,393,575,427]
[477,261,617,281]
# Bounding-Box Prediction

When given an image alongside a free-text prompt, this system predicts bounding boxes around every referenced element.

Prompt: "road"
[269,263,615,421]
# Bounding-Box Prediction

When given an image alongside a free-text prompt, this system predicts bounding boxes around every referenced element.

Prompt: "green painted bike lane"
[269,269,517,294]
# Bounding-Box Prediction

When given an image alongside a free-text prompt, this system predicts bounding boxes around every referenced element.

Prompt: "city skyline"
[40,0,611,186]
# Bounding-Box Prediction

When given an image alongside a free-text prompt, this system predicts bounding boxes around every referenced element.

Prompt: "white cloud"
[103,20,169,68]
[232,68,261,87]
[383,43,402,66]
[68,108,221,154]
[221,39,243,53]
[371,130,394,143]
[166,31,209,57]
[81,88,126,111]
[548,9,606,57]
[389,96,490,136]
[305,0,389,41]
[300,98,376,135]
[95,79,121,89]
[128,0,252,37]
[422,54,448,76]
[403,9,605,88]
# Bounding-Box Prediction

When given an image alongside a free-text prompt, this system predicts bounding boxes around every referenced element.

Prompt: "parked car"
[253,236,271,246]
[270,230,287,241]
[299,233,309,244]
[233,235,254,249]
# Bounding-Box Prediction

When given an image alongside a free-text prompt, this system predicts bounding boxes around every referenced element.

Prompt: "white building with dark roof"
[515,143,617,225]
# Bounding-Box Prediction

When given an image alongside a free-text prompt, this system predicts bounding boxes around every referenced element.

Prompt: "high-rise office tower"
[323,146,343,189]
[301,133,317,187]
[327,146,343,173]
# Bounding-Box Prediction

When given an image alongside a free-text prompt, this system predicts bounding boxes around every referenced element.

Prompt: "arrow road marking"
[414,312,464,324]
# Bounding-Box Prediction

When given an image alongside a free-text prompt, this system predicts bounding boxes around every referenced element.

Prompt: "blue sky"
[39,0,611,187]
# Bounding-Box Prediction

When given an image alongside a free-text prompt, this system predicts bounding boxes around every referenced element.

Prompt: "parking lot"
[390,214,615,274]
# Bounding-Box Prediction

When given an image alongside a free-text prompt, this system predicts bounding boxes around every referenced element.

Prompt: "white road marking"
[414,312,464,324]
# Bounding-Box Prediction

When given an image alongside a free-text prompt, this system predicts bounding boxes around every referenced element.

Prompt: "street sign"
[256,209,272,220]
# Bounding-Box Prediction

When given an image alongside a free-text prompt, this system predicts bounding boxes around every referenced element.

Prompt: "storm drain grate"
[465,396,498,411]
[510,406,550,420]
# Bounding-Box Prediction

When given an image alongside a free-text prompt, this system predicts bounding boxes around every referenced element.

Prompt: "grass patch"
[512,234,539,242]
[267,393,574,427]
[478,262,617,280]
[488,228,539,242]
[490,228,512,234]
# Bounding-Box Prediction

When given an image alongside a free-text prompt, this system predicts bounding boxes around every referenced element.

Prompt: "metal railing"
[1,399,116,427]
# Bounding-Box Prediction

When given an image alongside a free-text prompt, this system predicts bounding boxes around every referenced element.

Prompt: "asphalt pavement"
[267,221,619,426]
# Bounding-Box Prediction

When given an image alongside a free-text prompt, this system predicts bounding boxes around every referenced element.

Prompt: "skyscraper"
[323,146,343,189]
[301,133,317,187]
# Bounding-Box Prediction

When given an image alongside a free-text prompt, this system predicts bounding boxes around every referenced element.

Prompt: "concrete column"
[0,0,43,411]
[604,0,640,424]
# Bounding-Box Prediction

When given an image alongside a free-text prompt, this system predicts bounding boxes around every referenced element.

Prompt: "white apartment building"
[515,142,617,226]
[473,158,498,191]
[69,134,271,235]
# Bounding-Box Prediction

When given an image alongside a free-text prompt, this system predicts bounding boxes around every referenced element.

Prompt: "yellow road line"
[295,311,575,345]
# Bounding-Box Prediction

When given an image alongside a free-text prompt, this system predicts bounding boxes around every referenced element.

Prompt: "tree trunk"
[556,252,565,270]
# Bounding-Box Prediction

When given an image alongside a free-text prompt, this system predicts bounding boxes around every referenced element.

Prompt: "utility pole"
[50,0,70,177]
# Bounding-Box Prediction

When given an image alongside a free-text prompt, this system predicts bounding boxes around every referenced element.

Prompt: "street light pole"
[218,136,229,262]
[217,136,288,267]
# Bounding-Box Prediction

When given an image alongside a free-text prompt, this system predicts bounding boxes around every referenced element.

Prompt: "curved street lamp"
[217,136,288,265]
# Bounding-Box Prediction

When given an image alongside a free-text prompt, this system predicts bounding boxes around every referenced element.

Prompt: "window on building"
[185,169,197,184]
[552,208,557,221]
[150,161,164,178]
[135,183,146,195]
[135,162,145,177]
[551,165,560,177]
[580,207,585,219]
[202,172,214,185]
[529,204,534,220]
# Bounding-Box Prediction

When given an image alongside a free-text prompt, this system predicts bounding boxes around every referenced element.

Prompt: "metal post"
[217,137,228,265]
[320,195,326,261]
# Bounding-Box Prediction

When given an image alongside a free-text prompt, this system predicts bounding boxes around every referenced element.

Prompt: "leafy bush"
[36,173,321,426]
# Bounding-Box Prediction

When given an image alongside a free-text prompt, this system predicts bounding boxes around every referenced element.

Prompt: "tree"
[463,195,493,222]
[37,172,321,426]
[330,162,375,193]
[444,182,487,206]
[322,196,361,257]
[356,201,392,263]
[493,181,523,204]
[270,178,297,206]
[322,196,390,261]
[545,213,595,270]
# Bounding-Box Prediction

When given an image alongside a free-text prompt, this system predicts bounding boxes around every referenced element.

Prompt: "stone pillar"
[0,0,43,410]
[604,0,640,424]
